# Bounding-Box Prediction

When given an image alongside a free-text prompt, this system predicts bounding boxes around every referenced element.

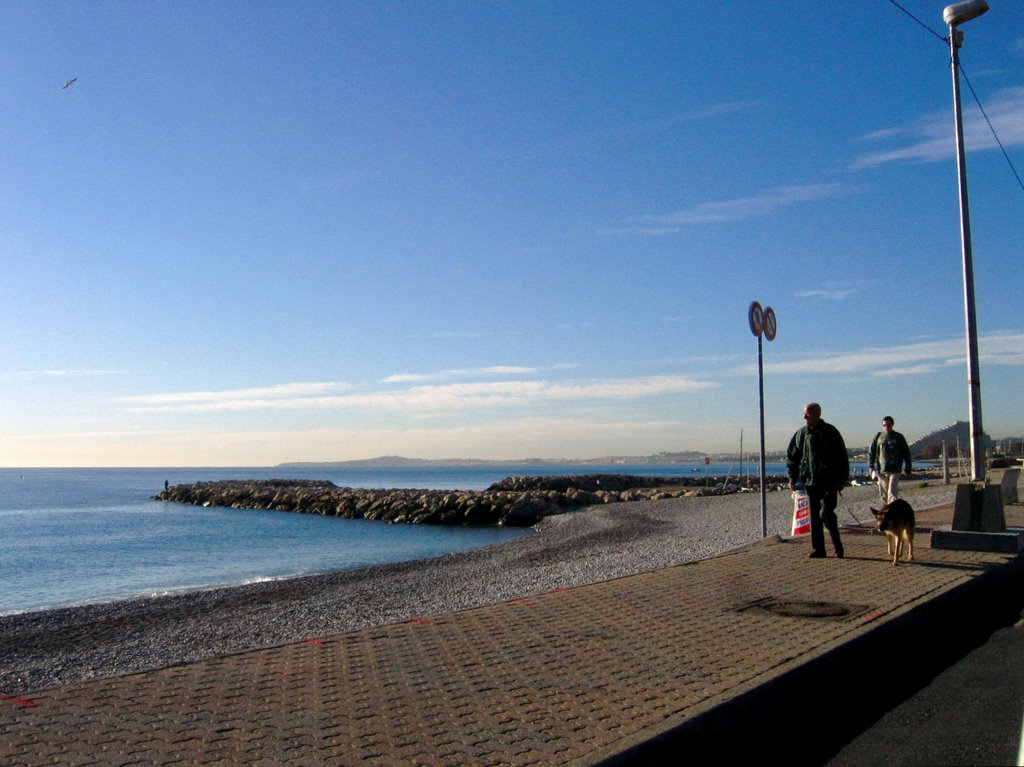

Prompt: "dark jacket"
[787,420,850,490]
[869,430,912,474]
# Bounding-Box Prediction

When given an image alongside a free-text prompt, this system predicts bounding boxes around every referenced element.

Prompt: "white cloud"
[0,418,734,466]
[611,183,849,234]
[115,382,352,407]
[638,101,762,128]
[978,329,1024,365]
[382,366,543,383]
[116,374,717,414]
[795,288,857,300]
[592,101,762,149]
[685,100,761,120]
[983,353,1024,366]
[761,330,1024,376]
[407,330,492,340]
[5,369,129,381]
[597,225,682,237]
[869,364,941,378]
[851,87,1024,170]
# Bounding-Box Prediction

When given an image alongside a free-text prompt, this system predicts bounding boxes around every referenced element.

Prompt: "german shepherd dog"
[870,499,915,566]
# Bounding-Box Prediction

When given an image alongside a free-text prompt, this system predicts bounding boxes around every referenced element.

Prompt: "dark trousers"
[807,485,843,555]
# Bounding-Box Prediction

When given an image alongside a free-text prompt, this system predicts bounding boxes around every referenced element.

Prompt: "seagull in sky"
[62,78,77,90]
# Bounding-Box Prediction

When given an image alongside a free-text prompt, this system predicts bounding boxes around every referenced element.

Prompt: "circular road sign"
[748,301,764,337]
[763,307,777,341]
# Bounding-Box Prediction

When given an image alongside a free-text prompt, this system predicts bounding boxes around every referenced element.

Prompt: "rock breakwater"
[154,474,790,527]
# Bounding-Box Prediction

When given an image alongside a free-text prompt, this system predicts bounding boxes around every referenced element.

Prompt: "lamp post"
[943,0,988,482]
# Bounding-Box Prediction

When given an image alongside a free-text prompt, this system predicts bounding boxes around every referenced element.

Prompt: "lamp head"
[944,0,989,27]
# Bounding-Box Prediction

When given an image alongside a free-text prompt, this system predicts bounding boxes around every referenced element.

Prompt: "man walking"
[787,402,850,558]
[869,415,912,504]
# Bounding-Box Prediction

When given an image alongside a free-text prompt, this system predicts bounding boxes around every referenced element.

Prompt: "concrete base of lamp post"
[931,526,1024,553]
[931,475,1023,552]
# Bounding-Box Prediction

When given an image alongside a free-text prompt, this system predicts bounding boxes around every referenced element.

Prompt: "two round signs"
[748,301,777,341]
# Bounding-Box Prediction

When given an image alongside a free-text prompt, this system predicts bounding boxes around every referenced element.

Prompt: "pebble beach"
[0,481,956,695]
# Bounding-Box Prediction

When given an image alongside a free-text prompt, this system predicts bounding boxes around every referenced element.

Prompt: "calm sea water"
[0,462,790,616]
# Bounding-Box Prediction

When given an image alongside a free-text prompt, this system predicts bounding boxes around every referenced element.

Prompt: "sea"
[0,462,791,616]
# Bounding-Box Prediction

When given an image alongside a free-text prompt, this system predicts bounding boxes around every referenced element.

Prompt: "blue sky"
[2,1,1022,467]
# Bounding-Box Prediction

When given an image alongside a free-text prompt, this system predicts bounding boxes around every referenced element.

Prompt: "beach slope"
[0,483,954,694]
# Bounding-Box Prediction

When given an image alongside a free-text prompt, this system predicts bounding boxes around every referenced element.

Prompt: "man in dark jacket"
[869,415,912,504]
[787,402,850,558]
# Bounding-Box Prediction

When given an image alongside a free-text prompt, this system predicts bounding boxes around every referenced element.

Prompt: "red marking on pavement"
[1,693,37,708]
[406,617,433,624]
[302,637,327,644]
[507,598,531,603]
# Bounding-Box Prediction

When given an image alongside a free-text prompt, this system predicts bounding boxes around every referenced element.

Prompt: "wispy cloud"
[598,225,682,236]
[869,364,942,378]
[759,330,1024,377]
[557,321,594,332]
[685,100,761,120]
[4,417,736,466]
[406,330,493,340]
[796,288,857,300]
[4,369,130,381]
[115,382,352,407]
[382,366,546,383]
[851,87,1024,169]
[640,101,761,128]
[116,374,717,414]
[604,183,849,235]
[592,101,762,148]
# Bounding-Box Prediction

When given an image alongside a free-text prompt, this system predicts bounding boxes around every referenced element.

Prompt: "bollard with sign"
[749,301,777,537]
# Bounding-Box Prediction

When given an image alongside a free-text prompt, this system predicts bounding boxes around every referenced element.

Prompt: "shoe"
[835,547,845,558]
[809,551,826,559]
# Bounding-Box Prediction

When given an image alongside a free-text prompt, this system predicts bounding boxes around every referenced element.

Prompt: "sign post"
[749,302,777,537]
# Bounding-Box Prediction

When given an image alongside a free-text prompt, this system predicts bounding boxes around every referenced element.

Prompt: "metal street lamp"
[943,0,988,482]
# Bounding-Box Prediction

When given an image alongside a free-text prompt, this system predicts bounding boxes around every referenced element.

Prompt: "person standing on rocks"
[868,415,912,504]
[787,402,850,559]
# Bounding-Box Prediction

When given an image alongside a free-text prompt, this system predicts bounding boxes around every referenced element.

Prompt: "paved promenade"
[2,490,1023,765]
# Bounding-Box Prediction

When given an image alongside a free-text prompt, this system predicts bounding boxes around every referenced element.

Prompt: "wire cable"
[888,0,1024,197]
[959,64,1024,193]
[886,0,948,42]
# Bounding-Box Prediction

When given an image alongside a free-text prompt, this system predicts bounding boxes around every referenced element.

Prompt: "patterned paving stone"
[2,502,1023,766]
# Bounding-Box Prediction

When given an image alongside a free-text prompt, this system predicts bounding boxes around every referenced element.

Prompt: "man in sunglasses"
[869,416,912,504]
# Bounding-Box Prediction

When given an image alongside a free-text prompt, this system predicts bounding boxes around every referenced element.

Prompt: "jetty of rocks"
[154,474,790,527]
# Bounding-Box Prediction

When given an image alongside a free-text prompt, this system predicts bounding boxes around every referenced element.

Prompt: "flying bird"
[62,78,77,90]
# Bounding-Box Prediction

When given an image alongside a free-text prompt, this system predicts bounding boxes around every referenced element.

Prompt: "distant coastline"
[274,452,788,470]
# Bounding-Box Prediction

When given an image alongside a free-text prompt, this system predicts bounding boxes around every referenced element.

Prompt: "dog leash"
[839,488,873,528]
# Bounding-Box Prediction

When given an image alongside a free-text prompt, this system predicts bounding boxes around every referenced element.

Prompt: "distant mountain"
[275,451,711,469]
[276,456,560,469]
[275,439,1019,471]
